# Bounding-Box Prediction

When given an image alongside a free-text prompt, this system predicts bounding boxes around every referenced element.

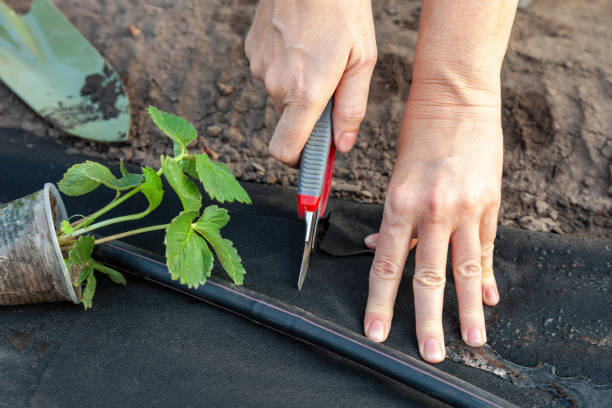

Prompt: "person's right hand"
[245,0,377,167]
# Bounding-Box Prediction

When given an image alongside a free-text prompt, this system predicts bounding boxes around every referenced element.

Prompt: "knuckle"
[385,187,414,219]
[424,193,449,224]
[337,104,367,123]
[355,52,377,71]
[263,73,282,98]
[481,186,501,208]
[244,32,253,58]
[413,267,446,289]
[371,255,403,282]
[249,59,263,80]
[364,51,378,68]
[455,262,482,281]
[286,79,316,109]
[481,242,495,256]
[365,301,393,315]
[457,195,480,213]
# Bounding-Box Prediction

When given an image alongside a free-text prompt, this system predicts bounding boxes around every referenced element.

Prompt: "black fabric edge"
[94,240,518,408]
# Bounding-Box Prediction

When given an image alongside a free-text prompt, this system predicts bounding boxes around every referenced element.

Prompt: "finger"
[480,208,500,306]
[364,213,414,343]
[269,100,327,167]
[451,225,486,347]
[413,225,449,363]
[364,233,417,252]
[364,233,378,250]
[332,58,375,153]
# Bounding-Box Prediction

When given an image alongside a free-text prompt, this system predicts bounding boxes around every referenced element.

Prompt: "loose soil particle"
[1,0,610,239]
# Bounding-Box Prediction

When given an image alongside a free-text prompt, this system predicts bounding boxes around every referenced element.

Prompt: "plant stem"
[58,187,142,242]
[71,206,152,236]
[94,224,168,245]
[78,188,141,228]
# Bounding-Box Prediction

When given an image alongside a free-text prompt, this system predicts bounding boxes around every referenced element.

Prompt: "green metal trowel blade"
[0,0,130,142]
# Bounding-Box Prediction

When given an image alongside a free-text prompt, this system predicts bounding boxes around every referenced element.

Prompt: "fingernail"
[366,320,385,342]
[364,234,377,248]
[467,328,485,346]
[338,132,356,152]
[422,339,444,362]
[485,287,499,304]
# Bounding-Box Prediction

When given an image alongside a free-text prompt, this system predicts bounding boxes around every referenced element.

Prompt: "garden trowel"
[0,0,130,142]
[297,99,336,290]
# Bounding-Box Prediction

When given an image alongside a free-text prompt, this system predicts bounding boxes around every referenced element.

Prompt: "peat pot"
[0,183,80,305]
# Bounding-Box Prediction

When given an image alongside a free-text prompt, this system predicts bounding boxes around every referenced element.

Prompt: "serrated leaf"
[58,162,102,196]
[58,161,143,196]
[195,154,251,204]
[93,261,127,285]
[148,106,197,149]
[164,211,213,288]
[194,210,245,285]
[82,273,97,310]
[60,220,75,234]
[198,205,229,230]
[162,156,201,212]
[140,166,164,212]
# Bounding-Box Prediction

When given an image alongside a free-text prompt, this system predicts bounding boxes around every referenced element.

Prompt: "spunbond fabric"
[1,128,611,407]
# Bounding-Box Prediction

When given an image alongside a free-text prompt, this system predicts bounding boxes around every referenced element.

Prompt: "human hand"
[363,80,503,363]
[245,0,377,167]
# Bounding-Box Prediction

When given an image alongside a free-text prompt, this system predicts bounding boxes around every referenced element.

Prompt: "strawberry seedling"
[56,107,250,309]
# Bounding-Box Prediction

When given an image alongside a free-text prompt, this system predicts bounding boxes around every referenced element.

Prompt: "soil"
[1,0,610,239]
[80,64,123,120]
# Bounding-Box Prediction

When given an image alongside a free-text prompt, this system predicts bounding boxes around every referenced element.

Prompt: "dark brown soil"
[1,0,610,239]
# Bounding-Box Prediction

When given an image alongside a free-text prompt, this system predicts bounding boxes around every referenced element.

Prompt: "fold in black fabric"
[1,128,610,408]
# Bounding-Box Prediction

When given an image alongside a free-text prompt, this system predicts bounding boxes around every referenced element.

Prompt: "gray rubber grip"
[297,99,333,197]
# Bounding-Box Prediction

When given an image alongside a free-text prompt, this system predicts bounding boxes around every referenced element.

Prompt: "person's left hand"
[362,80,503,363]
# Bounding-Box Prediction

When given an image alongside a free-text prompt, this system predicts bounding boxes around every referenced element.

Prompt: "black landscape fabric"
[1,128,610,407]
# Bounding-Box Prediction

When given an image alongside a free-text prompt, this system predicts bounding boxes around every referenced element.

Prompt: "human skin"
[245,0,518,363]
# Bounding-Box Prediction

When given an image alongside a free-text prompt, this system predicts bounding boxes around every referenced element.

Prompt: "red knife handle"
[297,99,335,218]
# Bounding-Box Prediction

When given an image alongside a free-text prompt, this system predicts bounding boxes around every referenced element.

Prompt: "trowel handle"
[297,98,336,219]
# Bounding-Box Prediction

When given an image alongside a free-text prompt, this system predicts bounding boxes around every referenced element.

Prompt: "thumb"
[332,60,375,153]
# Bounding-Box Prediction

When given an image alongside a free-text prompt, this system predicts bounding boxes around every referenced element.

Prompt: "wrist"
[406,63,501,122]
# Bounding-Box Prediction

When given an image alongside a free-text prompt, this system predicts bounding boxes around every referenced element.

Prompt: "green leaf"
[162,156,201,212]
[65,235,95,286]
[164,211,213,288]
[195,154,251,204]
[173,142,182,158]
[68,235,95,263]
[60,220,75,234]
[140,166,164,212]
[198,205,229,230]
[81,273,97,310]
[119,158,130,176]
[194,207,245,285]
[93,261,127,285]
[111,173,144,190]
[148,106,197,150]
[58,161,143,196]
[181,155,198,179]
[58,162,102,196]
[76,264,93,286]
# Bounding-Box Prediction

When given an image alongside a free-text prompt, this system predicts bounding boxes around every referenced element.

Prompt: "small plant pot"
[0,183,80,305]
